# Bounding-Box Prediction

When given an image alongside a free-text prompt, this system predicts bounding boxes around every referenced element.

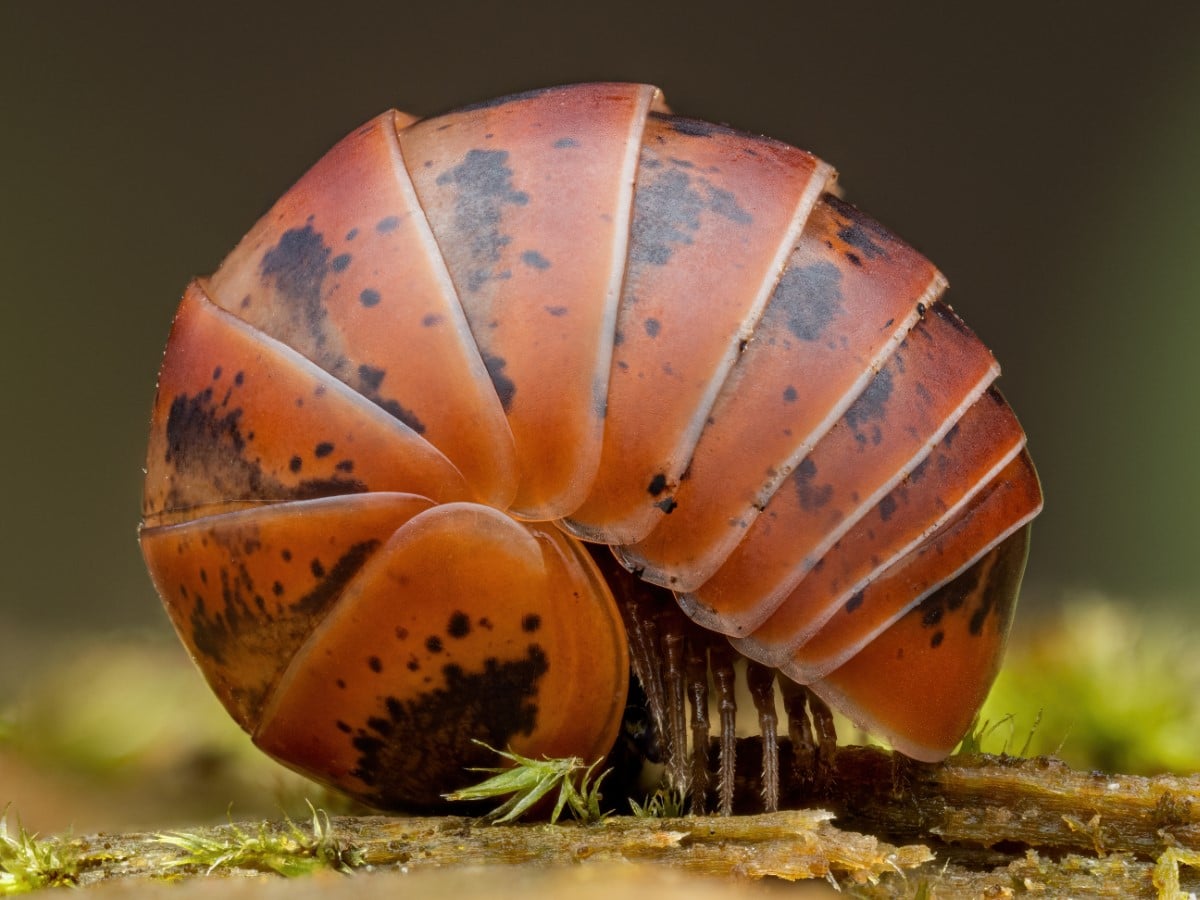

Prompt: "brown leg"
[709,642,738,815]
[684,636,712,813]
[745,661,780,811]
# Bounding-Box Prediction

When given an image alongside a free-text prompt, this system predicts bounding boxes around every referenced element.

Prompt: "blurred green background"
[1,2,1198,832]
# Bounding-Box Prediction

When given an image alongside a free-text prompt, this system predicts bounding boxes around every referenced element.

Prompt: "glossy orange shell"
[140,83,1043,810]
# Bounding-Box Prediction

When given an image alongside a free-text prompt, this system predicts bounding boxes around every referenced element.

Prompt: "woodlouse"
[139,83,1043,814]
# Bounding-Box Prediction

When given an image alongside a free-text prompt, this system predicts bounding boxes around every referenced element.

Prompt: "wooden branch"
[17,745,1200,897]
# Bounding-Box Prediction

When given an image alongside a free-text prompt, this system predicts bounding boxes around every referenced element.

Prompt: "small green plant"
[0,806,78,894]
[156,803,360,876]
[443,741,610,824]
[628,785,688,819]
[956,709,1042,757]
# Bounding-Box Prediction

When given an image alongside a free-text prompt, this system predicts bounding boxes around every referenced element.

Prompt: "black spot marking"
[845,591,864,613]
[647,473,668,496]
[425,635,444,653]
[447,612,471,639]
[421,313,442,327]
[644,317,661,338]
[930,630,945,648]
[544,305,568,317]
[552,137,579,149]
[272,581,284,597]
[520,250,551,270]
[314,442,334,459]
[783,385,798,403]
[289,455,302,473]
[776,261,844,342]
[347,645,549,808]
[377,216,401,233]
[360,288,381,307]
[311,559,326,579]
[793,457,833,511]
[879,495,897,522]
[368,656,383,673]
[345,228,359,241]
[336,459,354,473]
[655,497,678,514]
[331,253,352,273]
[521,613,541,633]
[482,352,516,411]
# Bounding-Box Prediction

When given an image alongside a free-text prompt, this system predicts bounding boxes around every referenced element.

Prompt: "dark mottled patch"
[628,156,754,269]
[435,149,528,293]
[259,223,330,335]
[187,538,379,703]
[520,250,551,270]
[377,216,401,233]
[360,288,381,307]
[331,253,352,273]
[358,365,385,393]
[521,613,541,633]
[447,611,471,639]
[846,251,862,267]
[844,366,893,447]
[776,261,844,342]
[878,494,897,522]
[647,473,668,496]
[629,164,702,266]
[422,313,442,327]
[481,352,516,411]
[347,644,548,808]
[662,115,720,138]
[845,591,864,613]
[552,137,579,149]
[793,457,833,511]
[352,365,425,434]
[942,422,961,447]
[425,635,444,653]
[163,388,367,513]
[706,184,752,225]
[345,228,359,241]
[644,317,661,338]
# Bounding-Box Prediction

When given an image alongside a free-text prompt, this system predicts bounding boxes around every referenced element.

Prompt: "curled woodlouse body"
[140,83,1042,813]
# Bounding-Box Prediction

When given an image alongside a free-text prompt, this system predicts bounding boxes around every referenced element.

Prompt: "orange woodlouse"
[139,83,1043,814]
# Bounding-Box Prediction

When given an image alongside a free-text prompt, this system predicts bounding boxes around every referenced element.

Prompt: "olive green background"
[2,1,1198,635]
